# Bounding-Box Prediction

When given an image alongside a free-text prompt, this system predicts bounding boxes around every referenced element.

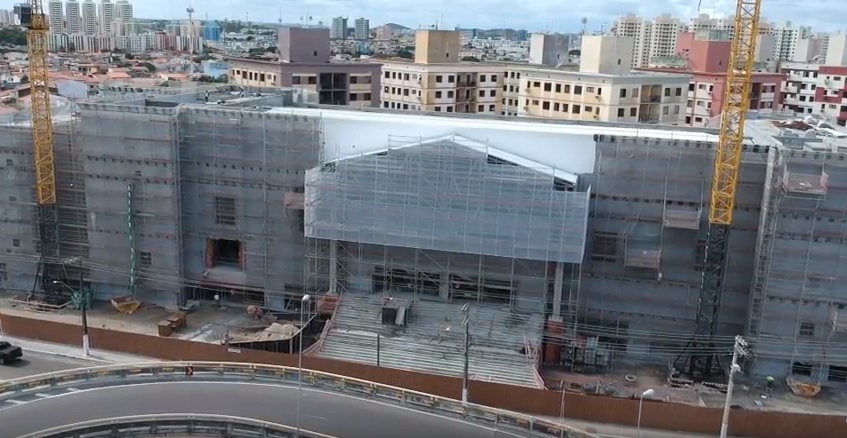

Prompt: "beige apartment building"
[229,26,381,107]
[504,35,691,124]
[380,30,504,114]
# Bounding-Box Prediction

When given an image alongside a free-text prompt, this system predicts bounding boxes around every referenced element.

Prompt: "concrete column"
[552,262,564,319]
[329,240,338,293]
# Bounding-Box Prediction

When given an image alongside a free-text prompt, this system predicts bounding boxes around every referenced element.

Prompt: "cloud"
[132,0,842,32]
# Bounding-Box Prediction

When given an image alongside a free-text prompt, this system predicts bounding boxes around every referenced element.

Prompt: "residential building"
[528,33,570,67]
[509,35,689,124]
[331,17,348,40]
[230,26,381,107]
[612,13,683,68]
[98,0,115,34]
[380,30,504,114]
[641,31,784,127]
[48,0,64,33]
[354,18,369,40]
[81,0,97,34]
[65,0,81,34]
[826,33,847,66]
[115,0,132,21]
[0,9,16,25]
[780,62,847,125]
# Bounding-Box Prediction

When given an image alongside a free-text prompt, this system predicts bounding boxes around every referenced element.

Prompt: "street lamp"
[296,294,311,436]
[461,303,470,405]
[53,280,90,356]
[636,388,655,438]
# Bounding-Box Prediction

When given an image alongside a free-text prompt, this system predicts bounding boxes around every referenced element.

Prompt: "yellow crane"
[683,0,764,377]
[16,0,65,300]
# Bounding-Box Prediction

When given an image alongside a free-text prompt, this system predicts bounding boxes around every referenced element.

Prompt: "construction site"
[3,83,847,395]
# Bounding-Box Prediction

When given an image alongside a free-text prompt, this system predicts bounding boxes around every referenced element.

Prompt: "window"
[214,196,236,226]
[480,74,487,81]
[477,104,484,112]
[532,99,539,106]
[12,238,20,248]
[446,106,453,112]
[792,362,813,376]
[403,73,409,81]
[488,104,495,111]
[447,91,454,98]
[307,76,316,85]
[799,322,815,338]
[664,87,671,97]
[586,86,594,93]
[489,90,495,97]
[620,89,627,98]
[140,251,152,268]
[573,85,582,95]
[591,232,618,262]
[675,87,682,96]
[292,76,302,85]
[572,105,581,114]
[542,101,550,110]
[663,106,669,115]
[533,81,541,88]
[554,103,560,111]
[436,91,442,98]
[585,105,593,113]
[479,90,485,97]
[555,84,562,93]
[673,105,680,114]
[436,75,443,83]
[617,108,625,117]
[448,75,455,83]
[544,83,552,92]
[491,75,497,81]
[561,103,569,112]
[629,108,636,117]
[564,84,571,93]
[828,365,847,383]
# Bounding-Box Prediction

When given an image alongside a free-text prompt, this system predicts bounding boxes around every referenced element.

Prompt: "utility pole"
[376,333,380,367]
[461,303,470,405]
[720,335,748,438]
[79,270,89,356]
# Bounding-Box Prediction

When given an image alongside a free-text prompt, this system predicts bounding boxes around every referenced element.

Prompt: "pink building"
[640,31,785,127]
[813,65,847,126]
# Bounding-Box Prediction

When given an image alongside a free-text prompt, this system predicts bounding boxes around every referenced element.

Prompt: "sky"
[3,0,844,33]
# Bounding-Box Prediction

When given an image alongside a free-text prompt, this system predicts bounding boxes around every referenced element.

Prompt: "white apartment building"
[115,0,132,22]
[688,13,776,36]
[0,9,16,25]
[612,13,683,68]
[82,0,97,34]
[48,0,64,33]
[826,34,847,66]
[65,0,81,34]
[331,17,348,40]
[354,18,369,40]
[99,0,116,34]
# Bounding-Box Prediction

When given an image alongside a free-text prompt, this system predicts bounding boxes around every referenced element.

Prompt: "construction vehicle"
[676,0,764,379]
[14,1,68,304]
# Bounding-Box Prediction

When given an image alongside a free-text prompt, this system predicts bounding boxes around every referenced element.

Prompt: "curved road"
[0,381,535,438]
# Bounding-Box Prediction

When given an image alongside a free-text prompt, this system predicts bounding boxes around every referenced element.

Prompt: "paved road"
[0,381,536,437]
[0,351,95,380]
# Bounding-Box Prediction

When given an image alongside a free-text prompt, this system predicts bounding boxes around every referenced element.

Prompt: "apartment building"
[380,30,504,114]
[505,35,689,124]
[780,62,847,125]
[230,26,381,107]
[65,0,81,34]
[354,18,369,40]
[529,33,570,66]
[826,33,847,66]
[612,13,683,68]
[82,0,97,34]
[48,0,63,33]
[642,31,783,127]
[98,0,115,34]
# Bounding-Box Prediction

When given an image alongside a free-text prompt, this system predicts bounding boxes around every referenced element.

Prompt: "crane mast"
[686,0,763,378]
[17,0,65,300]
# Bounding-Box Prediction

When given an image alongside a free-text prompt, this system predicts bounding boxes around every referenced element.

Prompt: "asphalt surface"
[0,381,536,438]
[0,351,95,380]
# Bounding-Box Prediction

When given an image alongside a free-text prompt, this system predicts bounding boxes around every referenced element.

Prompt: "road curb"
[0,335,112,364]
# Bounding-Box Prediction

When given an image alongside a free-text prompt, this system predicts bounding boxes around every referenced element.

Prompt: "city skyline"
[3,0,843,33]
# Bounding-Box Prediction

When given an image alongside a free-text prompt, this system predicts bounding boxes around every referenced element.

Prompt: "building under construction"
[1,86,846,388]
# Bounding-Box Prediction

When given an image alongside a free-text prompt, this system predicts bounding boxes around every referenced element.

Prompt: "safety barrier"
[17,413,335,438]
[0,361,599,438]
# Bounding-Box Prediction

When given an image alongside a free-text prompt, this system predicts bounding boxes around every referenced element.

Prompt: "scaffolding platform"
[623,221,662,270]
[662,206,702,230]
[832,310,847,333]
[783,165,828,199]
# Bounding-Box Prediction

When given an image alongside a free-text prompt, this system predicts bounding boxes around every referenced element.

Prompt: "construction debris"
[229,322,299,343]
[786,377,821,398]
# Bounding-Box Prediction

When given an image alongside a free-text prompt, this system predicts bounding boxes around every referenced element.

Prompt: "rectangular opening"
[139,251,152,268]
[791,362,813,376]
[210,238,243,269]
[799,322,815,338]
[448,274,513,304]
[827,365,847,383]
[215,196,236,226]
[590,232,618,263]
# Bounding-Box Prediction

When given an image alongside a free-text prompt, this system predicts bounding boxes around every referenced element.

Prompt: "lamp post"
[461,303,470,405]
[636,388,655,438]
[53,280,90,356]
[296,294,311,436]
[720,335,748,438]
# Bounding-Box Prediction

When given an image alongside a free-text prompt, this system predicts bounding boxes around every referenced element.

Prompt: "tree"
[20,75,29,84]
[0,27,26,46]
[142,62,156,72]
[266,46,277,53]
[461,56,480,62]
[397,50,413,59]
